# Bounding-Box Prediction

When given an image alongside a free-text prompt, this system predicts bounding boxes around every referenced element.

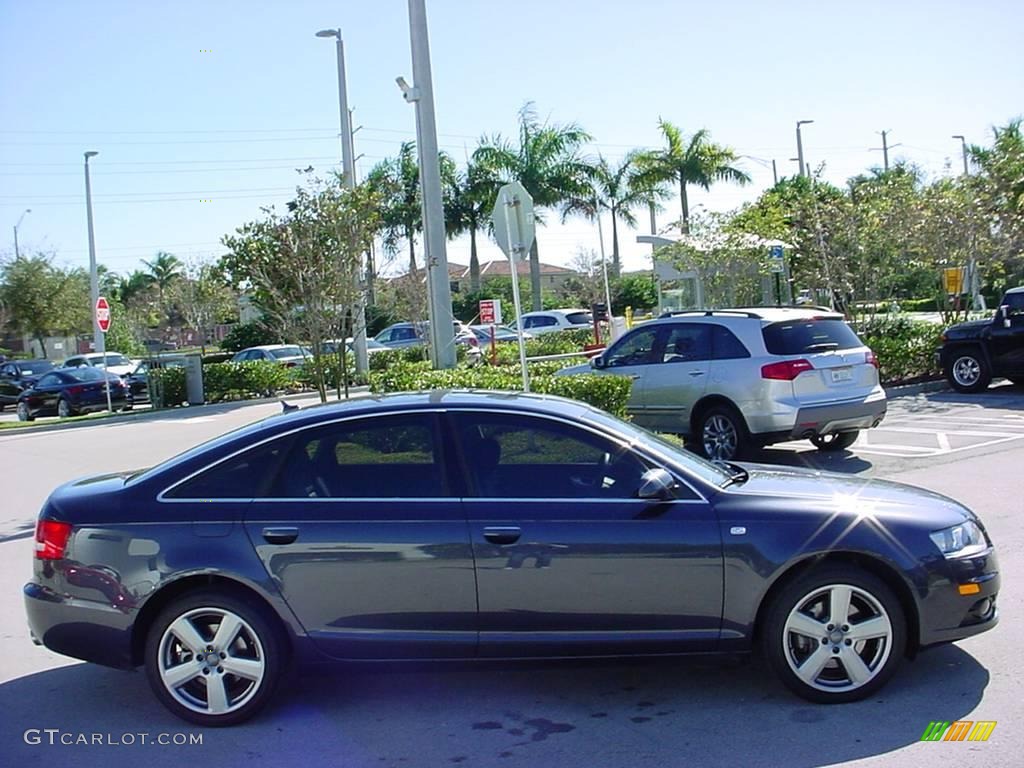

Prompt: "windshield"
[94,354,130,366]
[762,319,863,354]
[269,346,305,359]
[20,361,54,375]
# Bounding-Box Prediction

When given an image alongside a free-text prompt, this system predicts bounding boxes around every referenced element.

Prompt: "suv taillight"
[761,359,814,380]
[866,350,879,369]
[35,520,72,560]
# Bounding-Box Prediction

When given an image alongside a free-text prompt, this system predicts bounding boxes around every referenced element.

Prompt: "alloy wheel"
[782,583,893,693]
[156,607,267,717]
[951,356,981,388]
[702,414,738,461]
[57,399,72,418]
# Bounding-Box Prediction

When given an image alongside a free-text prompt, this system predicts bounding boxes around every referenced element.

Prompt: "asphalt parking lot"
[0,384,1020,768]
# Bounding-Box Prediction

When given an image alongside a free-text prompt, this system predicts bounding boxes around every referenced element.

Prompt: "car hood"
[723,462,972,526]
[943,318,992,338]
[556,362,592,376]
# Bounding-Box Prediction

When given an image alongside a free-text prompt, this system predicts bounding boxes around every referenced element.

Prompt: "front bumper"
[918,547,1000,647]
[789,395,887,439]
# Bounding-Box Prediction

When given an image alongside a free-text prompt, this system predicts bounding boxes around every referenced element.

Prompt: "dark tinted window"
[66,367,106,382]
[37,373,62,387]
[606,327,659,367]
[1005,292,1024,315]
[269,346,304,359]
[566,312,593,325]
[20,361,55,375]
[762,318,863,354]
[662,324,712,362]
[269,414,444,498]
[711,325,751,360]
[0,364,13,376]
[167,439,290,499]
[454,413,649,500]
[525,315,557,328]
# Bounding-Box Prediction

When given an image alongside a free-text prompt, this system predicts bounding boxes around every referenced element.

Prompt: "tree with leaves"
[0,254,90,356]
[173,260,237,354]
[445,158,499,291]
[475,103,593,310]
[636,119,751,233]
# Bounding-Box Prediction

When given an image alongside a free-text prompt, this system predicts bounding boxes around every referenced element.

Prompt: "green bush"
[853,316,944,384]
[368,362,632,418]
[900,297,939,313]
[487,328,598,365]
[202,361,299,402]
[219,322,282,352]
[147,366,187,407]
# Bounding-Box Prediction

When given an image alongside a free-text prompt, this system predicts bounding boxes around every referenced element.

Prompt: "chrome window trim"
[156,404,710,505]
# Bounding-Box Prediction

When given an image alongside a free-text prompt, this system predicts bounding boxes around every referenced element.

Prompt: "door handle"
[261,526,299,545]
[483,526,522,545]
[688,371,706,377]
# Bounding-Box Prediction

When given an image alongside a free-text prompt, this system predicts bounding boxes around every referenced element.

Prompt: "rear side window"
[566,312,593,325]
[711,326,750,360]
[166,439,290,499]
[762,319,863,354]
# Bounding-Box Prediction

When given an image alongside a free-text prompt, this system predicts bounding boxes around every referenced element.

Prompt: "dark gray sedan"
[24,392,999,725]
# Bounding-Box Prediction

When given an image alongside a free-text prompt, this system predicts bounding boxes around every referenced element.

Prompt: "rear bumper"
[789,394,887,439]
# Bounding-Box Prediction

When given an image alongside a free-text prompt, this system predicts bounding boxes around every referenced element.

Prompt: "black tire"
[760,565,906,704]
[16,401,33,422]
[57,398,74,419]
[944,349,991,393]
[145,590,285,727]
[811,431,859,452]
[695,404,750,461]
[0,402,5,412]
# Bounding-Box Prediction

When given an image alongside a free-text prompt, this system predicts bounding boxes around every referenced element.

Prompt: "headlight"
[929,521,987,558]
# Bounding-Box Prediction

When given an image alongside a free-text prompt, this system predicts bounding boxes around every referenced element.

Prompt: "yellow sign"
[944,267,965,295]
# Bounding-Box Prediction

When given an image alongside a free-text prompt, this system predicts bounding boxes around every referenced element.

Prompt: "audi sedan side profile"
[17,366,128,420]
[24,392,999,726]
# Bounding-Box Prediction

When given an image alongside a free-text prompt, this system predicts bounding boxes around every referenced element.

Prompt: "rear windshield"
[566,312,593,325]
[67,367,107,382]
[762,319,863,355]
[20,361,54,375]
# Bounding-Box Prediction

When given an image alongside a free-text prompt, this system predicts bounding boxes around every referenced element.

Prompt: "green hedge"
[487,328,599,365]
[853,316,944,384]
[202,361,300,402]
[368,362,631,418]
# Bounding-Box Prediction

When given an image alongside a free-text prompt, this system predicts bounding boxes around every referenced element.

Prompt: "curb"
[883,379,950,399]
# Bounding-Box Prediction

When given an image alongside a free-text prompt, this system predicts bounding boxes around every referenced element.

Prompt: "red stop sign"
[95,296,111,333]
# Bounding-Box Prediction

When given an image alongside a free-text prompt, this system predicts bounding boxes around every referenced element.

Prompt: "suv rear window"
[762,319,863,355]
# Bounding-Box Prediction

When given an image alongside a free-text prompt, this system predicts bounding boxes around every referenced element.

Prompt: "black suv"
[939,286,1024,392]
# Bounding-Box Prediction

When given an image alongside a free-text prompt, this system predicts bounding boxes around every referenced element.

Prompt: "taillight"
[761,359,814,380]
[866,350,879,369]
[66,385,85,395]
[35,520,72,560]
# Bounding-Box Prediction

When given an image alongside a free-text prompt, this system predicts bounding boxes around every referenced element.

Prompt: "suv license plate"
[831,367,853,383]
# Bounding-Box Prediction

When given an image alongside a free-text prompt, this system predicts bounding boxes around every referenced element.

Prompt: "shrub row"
[852,316,944,384]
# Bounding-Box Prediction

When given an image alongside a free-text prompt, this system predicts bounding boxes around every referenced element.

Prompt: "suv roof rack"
[658,309,764,319]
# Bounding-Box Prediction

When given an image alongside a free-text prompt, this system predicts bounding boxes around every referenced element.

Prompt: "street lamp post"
[13,209,30,258]
[796,120,814,177]
[316,27,369,375]
[399,0,456,369]
[952,135,970,176]
[84,151,112,412]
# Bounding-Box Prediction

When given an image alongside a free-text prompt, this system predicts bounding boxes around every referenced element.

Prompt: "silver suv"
[558,308,886,460]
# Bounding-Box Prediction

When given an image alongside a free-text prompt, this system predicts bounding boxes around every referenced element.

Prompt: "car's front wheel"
[145,591,285,726]
[945,349,991,393]
[696,405,749,461]
[761,566,906,703]
[810,431,859,452]
[16,401,33,422]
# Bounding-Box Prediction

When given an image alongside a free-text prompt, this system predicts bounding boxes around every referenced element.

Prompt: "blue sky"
[2,0,1021,278]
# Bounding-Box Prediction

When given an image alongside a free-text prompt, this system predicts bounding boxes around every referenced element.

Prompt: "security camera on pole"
[490,181,535,392]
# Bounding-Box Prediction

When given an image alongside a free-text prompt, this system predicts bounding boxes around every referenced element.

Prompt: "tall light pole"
[13,209,30,258]
[871,130,901,171]
[316,27,369,374]
[796,120,814,177]
[399,0,456,368]
[84,151,112,411]
[952,135,970,176]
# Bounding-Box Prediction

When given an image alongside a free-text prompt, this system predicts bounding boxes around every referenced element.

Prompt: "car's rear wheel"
[810,431,859,452]
[145,591,284,726]
[697,405,749,461]
[945,350,991,393]
[16,401,33,422]
[57,398,74,419]
[761,566,906,703]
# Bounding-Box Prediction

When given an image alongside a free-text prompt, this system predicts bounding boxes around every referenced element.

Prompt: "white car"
[231,345,309,367]
[61,352,137,378]
[509,308,594,336]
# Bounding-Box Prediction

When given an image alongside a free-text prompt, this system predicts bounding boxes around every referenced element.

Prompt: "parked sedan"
[509,308,593,335]
[0,359,55,410]
[469,324,533,343]
[16,367,128,420]
[25,392,998,725]
[61,352,137,378]
[231,345,309,367]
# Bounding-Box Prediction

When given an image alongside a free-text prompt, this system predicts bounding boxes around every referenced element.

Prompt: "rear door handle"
[688,371,706,377]
[262,526,299,545]
[483,526,522,545]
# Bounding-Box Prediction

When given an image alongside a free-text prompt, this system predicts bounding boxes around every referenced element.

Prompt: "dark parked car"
[16,366,128,420]
[0,359,55,410]
[939,286,1024,392]
[25,392,998,726]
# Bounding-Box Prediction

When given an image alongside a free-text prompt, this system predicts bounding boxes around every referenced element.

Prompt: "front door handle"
[483,526,522,545]
[688,370,706,377]
[262,526,299,545]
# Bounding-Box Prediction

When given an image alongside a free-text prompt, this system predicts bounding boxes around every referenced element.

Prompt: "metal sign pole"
[503,190,530,393]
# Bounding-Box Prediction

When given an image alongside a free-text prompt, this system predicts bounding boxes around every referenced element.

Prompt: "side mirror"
[638,468,677,501]
[999,305,1011,328]
[590,355,606,369]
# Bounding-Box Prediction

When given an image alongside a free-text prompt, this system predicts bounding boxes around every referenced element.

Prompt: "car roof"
[243,344,301,351]
[1005,286,1024,296]
[657,307,844,323]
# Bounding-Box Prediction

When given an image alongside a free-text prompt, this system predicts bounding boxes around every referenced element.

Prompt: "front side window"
[453,412,649,500]
[269,414,444,498]
[1005,292,1024,316]
[270,346,304,359]
[606,327,660,367]
[37,373,62,388]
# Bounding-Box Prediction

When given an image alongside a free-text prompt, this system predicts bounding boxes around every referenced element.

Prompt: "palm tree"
[562,152,662,276]
[115,270,155,308]
[445,158,499,291]
[366,142,423,276]
[637,119,751,233]
[142,251,183,310]
[475,103,592,309]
